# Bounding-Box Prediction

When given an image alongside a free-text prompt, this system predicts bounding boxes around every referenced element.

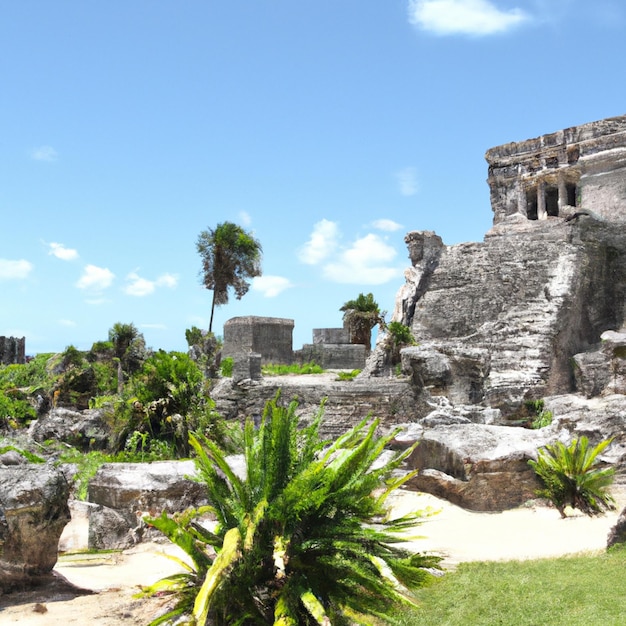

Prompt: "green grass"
[261,361,324,376]
[398,546,626,625]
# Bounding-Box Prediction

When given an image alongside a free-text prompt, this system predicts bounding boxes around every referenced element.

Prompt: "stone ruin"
[486,114,626,224]
[221,315,367,380]
[0,336,26,365]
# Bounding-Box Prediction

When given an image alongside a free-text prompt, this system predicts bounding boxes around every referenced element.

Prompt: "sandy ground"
[2,488,625,624]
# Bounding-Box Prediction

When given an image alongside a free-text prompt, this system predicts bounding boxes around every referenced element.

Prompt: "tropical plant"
[197,222,263,333]
[340,292,383,351]
[528,436,616,517]
[108,322,147,392]
[186,327,222,379]
[141,396,440,625]
[384,321,416,366]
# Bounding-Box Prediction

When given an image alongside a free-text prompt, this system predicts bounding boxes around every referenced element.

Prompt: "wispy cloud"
[48,242,79,261]
[58,319,77,327]
[298,219,340,265]
[372,219,404,232]
[323,234,403,285]
[0,259,33,280]
[76,265,115,291]
[408,0,529,36]
[140,323,167,330]
[395,167,419,196]
[31,145,59,162]
[252,275,294,298]
[238,211,252,226]
[124,271,178,296]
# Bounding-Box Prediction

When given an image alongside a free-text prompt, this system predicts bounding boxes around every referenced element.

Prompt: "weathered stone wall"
[389,216,626,413]
[486,115,626,224]
[0,336,25,365]
[297,343,366,370]
[222,316,294,365]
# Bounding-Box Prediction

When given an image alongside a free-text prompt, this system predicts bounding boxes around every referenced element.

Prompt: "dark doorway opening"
[546,187,559,216]
[526,189,538,220]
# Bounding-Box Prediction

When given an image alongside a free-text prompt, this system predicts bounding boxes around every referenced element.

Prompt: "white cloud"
[76,265,115,291]
[140,323,167,330]
[58,319,76,327]
[298,219,340,265]
[252,275,294,298]
[48,242,78,261]
[238,211,252,226]
[0,259,33,280]
[408,0,529,35]
[323,234,403,285]
[372,219,404,232]
[31,145,59,162]
[124,271,178,296]
[395,167,419,196]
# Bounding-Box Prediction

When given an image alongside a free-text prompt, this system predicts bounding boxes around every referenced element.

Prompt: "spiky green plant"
[529,436,616,518]
[141,395,440,625]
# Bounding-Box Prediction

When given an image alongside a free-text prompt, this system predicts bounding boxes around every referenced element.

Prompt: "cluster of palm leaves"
[529,436,616,518]
[141,395,440,625]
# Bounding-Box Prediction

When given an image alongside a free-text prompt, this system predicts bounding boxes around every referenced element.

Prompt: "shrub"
[220,356,233,377]
[141,396,440,625]
[529,436,616,517]
[335,369,361,381]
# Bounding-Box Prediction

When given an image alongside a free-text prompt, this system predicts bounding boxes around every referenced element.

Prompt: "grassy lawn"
[398,546,626,625]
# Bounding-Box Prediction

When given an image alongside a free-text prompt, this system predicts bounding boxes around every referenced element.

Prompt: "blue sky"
[2,1,625,355]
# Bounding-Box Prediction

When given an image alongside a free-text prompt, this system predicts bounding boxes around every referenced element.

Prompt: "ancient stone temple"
[222,316,294,365]
[486,114,626,224]
[0,336,25,365]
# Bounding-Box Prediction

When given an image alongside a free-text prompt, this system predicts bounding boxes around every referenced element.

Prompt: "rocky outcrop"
[381,216,626,416]
[403,424,553,511]
[29,407,113,451]
[0,466,71,593]
[86,461,208,549]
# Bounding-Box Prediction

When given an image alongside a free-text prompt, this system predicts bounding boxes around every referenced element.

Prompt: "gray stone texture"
[0,336,25,365]
[222,316,294,365]
[0,466,71,592]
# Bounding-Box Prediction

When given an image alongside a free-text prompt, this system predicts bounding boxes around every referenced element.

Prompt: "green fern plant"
[141,395,440,625]
[529,436,616,518]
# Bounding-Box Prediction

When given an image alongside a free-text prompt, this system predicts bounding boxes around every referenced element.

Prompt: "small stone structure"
[298,323,367,370]
[0,336,25,365]
[222,316,294,365]
[486,114,626,224]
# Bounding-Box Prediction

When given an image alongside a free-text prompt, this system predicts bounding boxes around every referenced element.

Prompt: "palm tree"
[108,322,145,393]
[340,292,383,351]
[142,396,440,625]
[196,222,262,333]
[529,436,616,517]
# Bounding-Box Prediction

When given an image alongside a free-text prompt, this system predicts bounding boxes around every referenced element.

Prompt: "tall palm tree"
[340,292,383,351]
[196,222,262,333]
[142,396,440,625]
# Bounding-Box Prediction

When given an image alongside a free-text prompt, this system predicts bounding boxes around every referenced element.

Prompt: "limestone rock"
[0,466,71,592]
[405,424,553,510]
[608,506,626,549]
[87,460,208,529]
[29,407,112,451]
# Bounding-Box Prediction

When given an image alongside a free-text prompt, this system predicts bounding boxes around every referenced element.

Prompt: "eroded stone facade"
[0,336,25,365]
[486,115,626,224]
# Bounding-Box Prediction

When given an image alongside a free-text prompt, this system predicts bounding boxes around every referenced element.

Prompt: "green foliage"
[403,547,626,625]
[529,437,616,517]
[0,445,45,463]
[186,327,222,379]
[0,390,37,428]
[197,222,263,332]
[340,292,383,350]
[142,396,440,625]
[335,369,361,381]
[384,321,416,366]
[220,356,233,377]
[261,361,324,376]
[524,399,553,429]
